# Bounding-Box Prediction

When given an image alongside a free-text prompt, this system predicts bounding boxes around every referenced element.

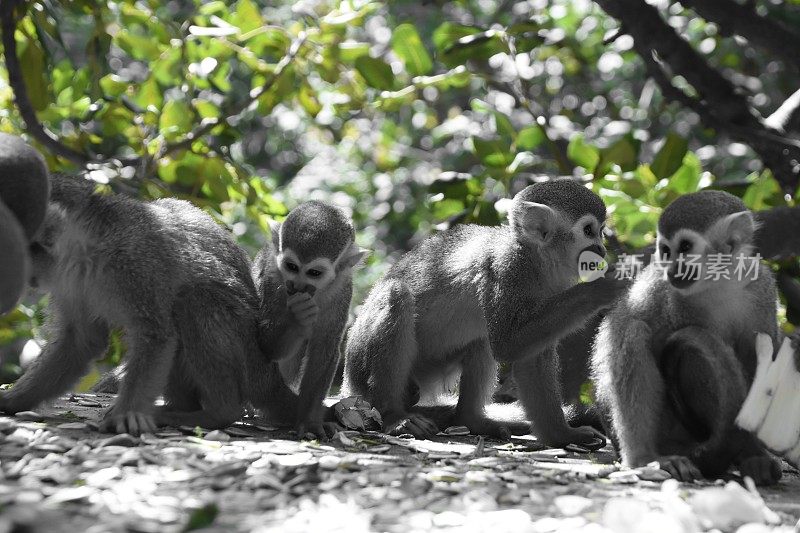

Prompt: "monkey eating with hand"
[2,174,262,435]
[251,201,366,440]
[343,179,625,446]
[592,190,783,485]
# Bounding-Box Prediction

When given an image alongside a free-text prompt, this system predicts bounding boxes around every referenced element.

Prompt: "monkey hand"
[385,414,439,439]
[99,406,156,436]
[0,391,24,415]
[649,455,702,483]
[739,454,782,486]
[296,418,340,440]
[287,292,319,337]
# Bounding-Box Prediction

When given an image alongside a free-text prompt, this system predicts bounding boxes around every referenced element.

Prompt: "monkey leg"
[155,293,248,430]
[661,327,781,484]
[452,339,521,439]
[0,315,108,414]
[100,322,177,436]
[344,279,437,438]
[513,347,606,448]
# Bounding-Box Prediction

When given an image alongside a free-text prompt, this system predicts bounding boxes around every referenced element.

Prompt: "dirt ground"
[0,393,797,533]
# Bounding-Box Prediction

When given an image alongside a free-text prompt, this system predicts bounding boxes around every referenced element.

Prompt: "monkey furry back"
[3,174,261,434]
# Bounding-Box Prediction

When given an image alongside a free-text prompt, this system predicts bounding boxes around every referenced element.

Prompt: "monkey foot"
[99,409,157,436]
[739,455,782,486]
[297,420,341,440]
[651,455,702,482]
[455,416,515,440]
[543,425,607,450]
[385,414,438,439]
[0,392,24,415]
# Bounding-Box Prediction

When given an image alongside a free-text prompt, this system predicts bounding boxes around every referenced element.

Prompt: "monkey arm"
[511,347,574,444]
[490,278,622,363]
[598,319,665,466]
[258,317,307,361]
[295,330,342,427]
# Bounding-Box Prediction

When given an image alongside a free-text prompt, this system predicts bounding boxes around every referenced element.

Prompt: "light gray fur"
[1,174,263,434]
[658,190,747,238]
[251,201,360,438]
[592,190,781,484]
[343,179,624,444]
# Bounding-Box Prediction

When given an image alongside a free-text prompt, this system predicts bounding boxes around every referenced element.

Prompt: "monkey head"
[508,178,607,276]
[656,190,756,295]
[271,201,366,298]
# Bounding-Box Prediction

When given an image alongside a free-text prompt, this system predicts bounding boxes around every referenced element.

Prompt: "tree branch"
[679,0,800,71]
[0,0,90,165]
[595,0,800,193]
[765,88,800,137]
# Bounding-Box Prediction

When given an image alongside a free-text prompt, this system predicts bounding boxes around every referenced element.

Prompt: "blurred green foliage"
[0,0,798,382]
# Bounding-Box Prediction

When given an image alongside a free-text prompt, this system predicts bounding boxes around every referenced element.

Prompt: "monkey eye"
[307,269,322,278]
[678,240,692,254]
[285,261,299,273]
[660,245,671,259]
[583,224,594,237]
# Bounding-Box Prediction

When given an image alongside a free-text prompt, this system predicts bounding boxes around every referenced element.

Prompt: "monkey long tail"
[409,401,603,437]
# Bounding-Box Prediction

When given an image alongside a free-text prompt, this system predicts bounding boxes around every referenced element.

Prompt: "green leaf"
[297,83,321,117]
[742,171,781,210]
[19,39,48,111]
[431,198,467,221]
[391,23,433,76]
[665,152,703,194]
[116,30,161,61]
[338,42,370,62]
[185,503,219,531]
[596,135,639,176]
[432,24,508,67]
[471,137,513,167]
[231,0,262,33]
[651,132,689,180]
[516,126,545,150]
[567,134,600,170]
[159,100,193,140]
[355,56,394,90]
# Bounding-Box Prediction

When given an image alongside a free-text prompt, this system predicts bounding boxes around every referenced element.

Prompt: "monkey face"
[656,210,756,295]
[275,242,367,298]
[276,248,335,296]
[567,213,606,270]
[510,201,607,277]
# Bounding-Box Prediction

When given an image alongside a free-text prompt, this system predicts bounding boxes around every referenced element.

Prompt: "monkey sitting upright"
[592,190,783,485]
[2,174,261,435]
[343,179,625,446]
[251,201,366,439]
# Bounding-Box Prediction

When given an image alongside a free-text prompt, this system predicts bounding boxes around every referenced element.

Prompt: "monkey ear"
[268,219,281,249]
[340,244,369,269]
[716,211,755,253]
[510,201,557,244]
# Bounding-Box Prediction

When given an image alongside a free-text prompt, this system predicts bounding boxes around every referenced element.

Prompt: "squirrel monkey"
[343,179,625,446]
[2,174,261,435]
[251,201,366,439]
[0,133,50,314]
[592,190,783,485]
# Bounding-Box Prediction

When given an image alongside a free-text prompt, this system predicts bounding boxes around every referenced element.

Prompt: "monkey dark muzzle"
[667,258,698,289]
[581,244,606,259]
[286,281,316,296]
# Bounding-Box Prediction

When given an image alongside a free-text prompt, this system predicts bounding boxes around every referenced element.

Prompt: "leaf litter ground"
[0,393,798,532]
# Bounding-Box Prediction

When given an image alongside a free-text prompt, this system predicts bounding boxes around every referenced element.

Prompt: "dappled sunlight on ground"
[0,394,796,532]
